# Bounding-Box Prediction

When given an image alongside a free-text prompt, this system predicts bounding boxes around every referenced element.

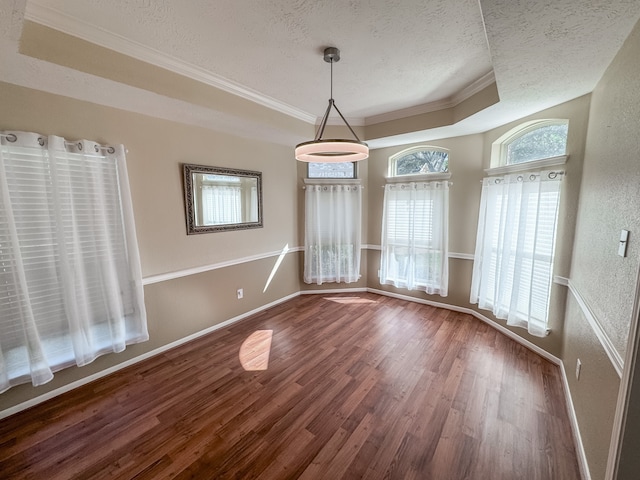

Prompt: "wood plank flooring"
[0,293,581,479]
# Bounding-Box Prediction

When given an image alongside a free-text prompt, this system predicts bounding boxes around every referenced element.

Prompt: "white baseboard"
[559,362,592,480]
[0,291,301,420]
[301,287,368,295]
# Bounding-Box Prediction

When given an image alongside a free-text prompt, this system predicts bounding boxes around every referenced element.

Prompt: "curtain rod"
[302,185,364,189]
[481,171,565,183]
[0,132,116,153]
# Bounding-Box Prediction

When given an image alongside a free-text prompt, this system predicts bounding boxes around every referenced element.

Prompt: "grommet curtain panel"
[470,171,563,337]
[304,184,362,284]
[379,181,449,295]
[0,131,148,393]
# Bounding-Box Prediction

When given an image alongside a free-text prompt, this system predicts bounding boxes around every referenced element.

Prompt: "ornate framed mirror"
[183,164,263,234]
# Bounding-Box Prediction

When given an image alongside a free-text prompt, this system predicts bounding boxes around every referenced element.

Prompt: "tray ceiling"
[2,0,640,147]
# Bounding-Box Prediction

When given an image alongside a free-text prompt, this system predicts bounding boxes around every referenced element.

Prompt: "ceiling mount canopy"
[295,47,369,163]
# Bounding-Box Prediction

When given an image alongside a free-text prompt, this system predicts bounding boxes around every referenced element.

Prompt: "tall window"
[381,146,450,296]
[0,131,148,392]
[380,181,449,295]
[304,184,362,284]
[470,172,562,336]
[471,120,567,336]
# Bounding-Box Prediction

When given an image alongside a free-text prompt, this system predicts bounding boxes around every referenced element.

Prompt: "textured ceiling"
[21,0,494,121]
[1,0,640,147]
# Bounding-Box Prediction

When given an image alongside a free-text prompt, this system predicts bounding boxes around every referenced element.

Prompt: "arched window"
[492,120,568,168]
[389,146,449,177]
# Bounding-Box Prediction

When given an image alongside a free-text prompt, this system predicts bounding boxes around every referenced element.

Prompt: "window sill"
[385,172,451,183]
[485,155,568,176]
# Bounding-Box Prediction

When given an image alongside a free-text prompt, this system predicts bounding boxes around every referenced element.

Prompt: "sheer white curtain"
[0,131,148,392]
[470,171,563,337]
[201,185,242,224]
[249,186,258,223]
[380,181,449,295]
[304,184,362,284]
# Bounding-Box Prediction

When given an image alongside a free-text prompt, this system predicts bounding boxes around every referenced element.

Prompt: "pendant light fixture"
[295,47,369,162]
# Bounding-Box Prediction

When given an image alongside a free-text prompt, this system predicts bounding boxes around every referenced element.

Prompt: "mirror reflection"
[183,164,263,234]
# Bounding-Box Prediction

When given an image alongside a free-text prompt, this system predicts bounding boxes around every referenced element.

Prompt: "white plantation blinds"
[0,131,148,392]
[380,181,449,295]
[470,171,563,337]
[304,184,362,284]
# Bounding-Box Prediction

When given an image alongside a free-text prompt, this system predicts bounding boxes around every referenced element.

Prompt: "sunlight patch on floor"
[239,330,273,371]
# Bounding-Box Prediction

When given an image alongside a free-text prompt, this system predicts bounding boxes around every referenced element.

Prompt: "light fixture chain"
[330,58,333,100]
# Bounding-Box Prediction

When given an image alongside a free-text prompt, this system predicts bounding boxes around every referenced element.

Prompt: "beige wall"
[568,29,640,358]
[0,81,302,411]
[563,17,640,480]
[563,296,621,480]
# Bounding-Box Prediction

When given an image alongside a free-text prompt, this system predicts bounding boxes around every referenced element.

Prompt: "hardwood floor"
[0,293,581,479]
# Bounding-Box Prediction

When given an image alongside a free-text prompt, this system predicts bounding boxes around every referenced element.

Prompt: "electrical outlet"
[576,358,582,380]
[237,288,243,299]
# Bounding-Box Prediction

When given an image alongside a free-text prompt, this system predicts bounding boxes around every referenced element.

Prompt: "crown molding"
[323,116,366,127]
[23,2,497,133]
[365,98,453,126]
[450,70,496,106]
[364,70,496,126]
[24,1,317,124]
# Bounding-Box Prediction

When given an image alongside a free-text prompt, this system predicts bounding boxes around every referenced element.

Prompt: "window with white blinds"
[470,171,563,336]
[380,181,449,295]
[0,132,148,392]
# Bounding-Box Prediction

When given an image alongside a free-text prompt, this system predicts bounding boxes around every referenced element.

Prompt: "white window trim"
[385,172,451,183]
[485,155,568,176]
